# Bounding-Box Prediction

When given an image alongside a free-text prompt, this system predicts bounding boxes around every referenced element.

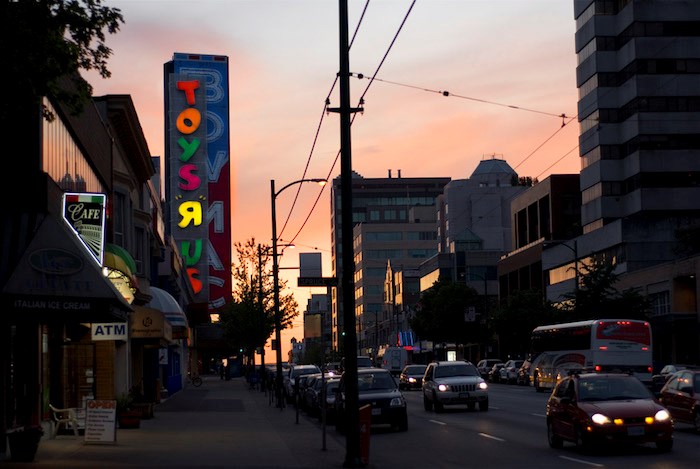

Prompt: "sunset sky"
[86,0,582,361]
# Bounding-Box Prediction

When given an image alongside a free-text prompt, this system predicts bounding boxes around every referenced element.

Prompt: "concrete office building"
[539,0,700,362]
[416,157,526,361]
[545,1,700,292]
[330,171,450,355]
[424,157,525,301]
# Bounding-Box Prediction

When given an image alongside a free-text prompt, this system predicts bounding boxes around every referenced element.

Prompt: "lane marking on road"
[531,413,546,418]
[478,432,505,442]
[559,455,604,467]
[429,419,446,425]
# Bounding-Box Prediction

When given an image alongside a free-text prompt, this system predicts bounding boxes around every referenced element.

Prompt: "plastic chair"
[49,404,79,437]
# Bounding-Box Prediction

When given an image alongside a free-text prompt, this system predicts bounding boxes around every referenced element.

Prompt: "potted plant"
[116,393,140,429]
[128,384,154,419]
[7,424,44,462]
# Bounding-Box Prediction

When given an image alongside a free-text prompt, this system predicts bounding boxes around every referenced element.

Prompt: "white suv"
[500,359,524,384]
[422,360,489,412]
[284,364,320,404]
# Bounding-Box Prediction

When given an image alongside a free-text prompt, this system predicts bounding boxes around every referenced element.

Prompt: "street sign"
[297,277,337,287]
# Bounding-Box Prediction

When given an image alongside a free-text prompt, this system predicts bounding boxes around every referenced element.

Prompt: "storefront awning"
[2,214,132,321]
[146,287,188,339]
[103,243,138,285]
[103,243,140,304]
[131,305,173,345]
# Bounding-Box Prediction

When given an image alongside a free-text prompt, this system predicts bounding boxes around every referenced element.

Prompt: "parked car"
[488,363,505,383]
[652,364,700,394]
[422,360,488,412]
[546,372,673,452]
[304,375,340,419]
[317,378,341,424]
[283,364,321,404]
[339,355,373,373]
[476,359,503,380]
[297,373,322,411]
[335,367,408,432]
[658,369,700,432]
[500,359,524,384]
[399,364,427,391]
[516,359,533,386]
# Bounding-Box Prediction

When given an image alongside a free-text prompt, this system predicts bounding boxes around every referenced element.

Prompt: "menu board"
[84,399,117,444]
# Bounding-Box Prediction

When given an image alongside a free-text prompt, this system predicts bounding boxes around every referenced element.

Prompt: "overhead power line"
[350,73,571,121]
[285,0,417,247]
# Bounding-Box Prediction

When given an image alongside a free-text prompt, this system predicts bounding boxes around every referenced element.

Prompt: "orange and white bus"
[529,319,653,392]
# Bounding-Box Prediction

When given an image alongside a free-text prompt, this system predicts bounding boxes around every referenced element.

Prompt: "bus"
[529,319,652,392]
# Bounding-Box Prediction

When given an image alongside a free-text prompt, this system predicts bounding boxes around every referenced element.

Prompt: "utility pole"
[326,0,362,465]
[258,244,266,393]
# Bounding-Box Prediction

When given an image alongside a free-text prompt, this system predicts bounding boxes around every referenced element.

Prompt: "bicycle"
[187,373,203,387]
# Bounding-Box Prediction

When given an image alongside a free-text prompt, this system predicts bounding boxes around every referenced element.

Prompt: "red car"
[658,369,700,432]
[546,372,673,452]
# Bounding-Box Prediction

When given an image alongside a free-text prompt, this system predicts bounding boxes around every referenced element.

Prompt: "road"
[305,381,700,468]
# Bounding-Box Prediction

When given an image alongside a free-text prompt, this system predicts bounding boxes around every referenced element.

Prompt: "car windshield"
[435,364,479,378]
[577,376,652,401]
[357,357,373,367]
[358,372,396,391]
[292,367,319,378]
[405,366,426,374]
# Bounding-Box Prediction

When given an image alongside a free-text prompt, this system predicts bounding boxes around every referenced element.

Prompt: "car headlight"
[438,384,449,392]
[655,409,671,422]
[478,381,488,390]
[390,397,406,407]
[408,377,416,383]
[591,413,611,425]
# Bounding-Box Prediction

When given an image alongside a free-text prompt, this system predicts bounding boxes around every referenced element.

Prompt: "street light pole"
[271,178,326,409]
[544,239,579,295]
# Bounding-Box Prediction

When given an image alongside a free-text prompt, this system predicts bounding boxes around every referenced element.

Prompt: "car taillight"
[594,365,602,372]
[647,366,653,373]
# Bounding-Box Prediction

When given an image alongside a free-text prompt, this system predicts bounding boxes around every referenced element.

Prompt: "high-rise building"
[552,0,700,302]
[330,171,450,354]
[544,0,700,364]
[417,157,525,361]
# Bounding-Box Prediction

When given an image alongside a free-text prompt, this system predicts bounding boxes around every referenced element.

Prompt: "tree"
[489,289,557,358]
[562,259,650,321]
[1,0,124,123]
[218,238,299,360]
[410,277,480,344]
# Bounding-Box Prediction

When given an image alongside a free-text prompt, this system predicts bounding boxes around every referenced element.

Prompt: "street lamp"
[543,239,579,295]
[271,177,326,408]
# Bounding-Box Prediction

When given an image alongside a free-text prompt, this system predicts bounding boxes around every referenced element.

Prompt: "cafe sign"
[62,192,106,266]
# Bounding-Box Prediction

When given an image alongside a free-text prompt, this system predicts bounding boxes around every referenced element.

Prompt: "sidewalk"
[1,376,354,468]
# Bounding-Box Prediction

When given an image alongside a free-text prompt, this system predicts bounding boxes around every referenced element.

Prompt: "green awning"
[104,243,137,275]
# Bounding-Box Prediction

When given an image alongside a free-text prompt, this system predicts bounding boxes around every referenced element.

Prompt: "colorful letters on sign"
[165,53,232,309]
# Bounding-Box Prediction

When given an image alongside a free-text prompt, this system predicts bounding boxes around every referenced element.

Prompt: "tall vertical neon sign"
[165,53,231,311]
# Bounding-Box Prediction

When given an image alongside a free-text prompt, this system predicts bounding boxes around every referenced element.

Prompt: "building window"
[113,192,127,246]
[135,226,145,275]
[42,98,104,194]
[365,232,402,241]
[649,291,671,317]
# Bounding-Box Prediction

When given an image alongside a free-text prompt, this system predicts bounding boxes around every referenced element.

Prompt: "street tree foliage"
[409,277,480,344]
[561,258,650,321]
[1,0,124,123]
[489,289,557,358]
[218,239,298,357]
